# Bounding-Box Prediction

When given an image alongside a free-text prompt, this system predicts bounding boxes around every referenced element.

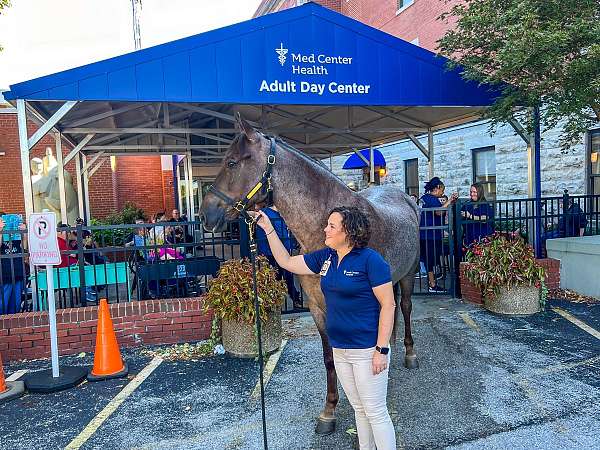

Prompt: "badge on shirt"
[319,256,332,276]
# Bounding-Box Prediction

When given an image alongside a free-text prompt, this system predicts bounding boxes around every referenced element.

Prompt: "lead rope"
[246,214,269,450]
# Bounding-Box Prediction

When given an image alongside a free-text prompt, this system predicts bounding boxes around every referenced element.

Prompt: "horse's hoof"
[404,354,419,369]
[315,418,336,435]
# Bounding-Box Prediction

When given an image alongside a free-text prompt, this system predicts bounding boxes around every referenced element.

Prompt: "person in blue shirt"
[254,203,301,308]
[253,206,396,450]
[460,183,494,248]
[419,177,458,292]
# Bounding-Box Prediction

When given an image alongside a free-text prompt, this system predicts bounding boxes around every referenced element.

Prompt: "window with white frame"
[397,0,414,13]
[472,146,496,201]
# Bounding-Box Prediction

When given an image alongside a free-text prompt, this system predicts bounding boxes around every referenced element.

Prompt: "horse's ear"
[236,112,259,144]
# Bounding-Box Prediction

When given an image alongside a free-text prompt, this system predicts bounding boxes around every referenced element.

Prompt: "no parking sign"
[28,212,61,266]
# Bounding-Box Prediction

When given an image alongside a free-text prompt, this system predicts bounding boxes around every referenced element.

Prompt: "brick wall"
[0,298,212,362]
[459,258,561,305]
[1,112,175,220]
[256,0,456,53]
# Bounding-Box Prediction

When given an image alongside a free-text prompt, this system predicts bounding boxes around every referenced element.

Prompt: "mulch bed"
[549,288,599,305]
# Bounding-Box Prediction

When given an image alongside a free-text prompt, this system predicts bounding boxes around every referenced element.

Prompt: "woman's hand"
[372,351,388,375]
[0,218,4,232]
[249,210,274,233]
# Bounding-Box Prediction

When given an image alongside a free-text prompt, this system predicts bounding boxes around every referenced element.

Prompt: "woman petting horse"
[200,114,420,437]
[255,205,396,449]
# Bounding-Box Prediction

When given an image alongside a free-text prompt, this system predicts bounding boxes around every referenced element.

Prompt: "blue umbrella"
[342,149,386,169]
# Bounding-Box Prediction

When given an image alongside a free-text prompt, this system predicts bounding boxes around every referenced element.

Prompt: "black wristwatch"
[375,346,389,355]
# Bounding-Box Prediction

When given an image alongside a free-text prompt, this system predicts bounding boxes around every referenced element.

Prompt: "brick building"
[254,1,600,199]
[0,95,175,220]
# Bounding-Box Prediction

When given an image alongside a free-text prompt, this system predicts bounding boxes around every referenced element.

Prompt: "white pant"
[333,347,396,450]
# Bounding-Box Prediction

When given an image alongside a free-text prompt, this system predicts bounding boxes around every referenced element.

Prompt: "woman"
[254,206,396,450]
[460,183,494,248]
[419,177,457,292]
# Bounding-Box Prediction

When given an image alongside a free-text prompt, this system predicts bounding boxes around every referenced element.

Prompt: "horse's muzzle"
[199,204,228,233]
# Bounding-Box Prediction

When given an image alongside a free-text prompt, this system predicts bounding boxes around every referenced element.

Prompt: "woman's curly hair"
[329,206,371,248]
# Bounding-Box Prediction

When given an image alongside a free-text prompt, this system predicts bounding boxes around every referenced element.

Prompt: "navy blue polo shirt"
[420,193,444,240]
[303,247,391,349]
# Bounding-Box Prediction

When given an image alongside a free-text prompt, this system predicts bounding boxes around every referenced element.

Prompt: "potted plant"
[204,256,287,357]
[463,233,547,315]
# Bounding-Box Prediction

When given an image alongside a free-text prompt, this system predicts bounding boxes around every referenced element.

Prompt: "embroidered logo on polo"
[343,270,360,277]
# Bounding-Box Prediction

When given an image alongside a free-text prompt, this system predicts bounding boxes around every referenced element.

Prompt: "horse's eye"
[227,160,237,168]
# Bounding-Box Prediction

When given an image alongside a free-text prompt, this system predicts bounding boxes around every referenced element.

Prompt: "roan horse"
[200,115,420,435]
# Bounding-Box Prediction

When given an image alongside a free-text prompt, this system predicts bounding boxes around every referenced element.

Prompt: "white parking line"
[552,307,600,340]
[250,339,288,400]
[65,357,163,450]
[6,369,28,382]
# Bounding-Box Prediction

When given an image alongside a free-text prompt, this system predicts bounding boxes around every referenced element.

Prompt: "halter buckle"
[267,154,275,165]
[234,201,245,212]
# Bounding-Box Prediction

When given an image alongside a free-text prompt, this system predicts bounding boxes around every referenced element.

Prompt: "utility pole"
[131,0,142,50]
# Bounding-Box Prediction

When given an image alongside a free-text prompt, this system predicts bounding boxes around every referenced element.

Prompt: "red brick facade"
[0,111,175,220]
[0,298,212,362]
[459,259,561,305]
[255,0,458,53]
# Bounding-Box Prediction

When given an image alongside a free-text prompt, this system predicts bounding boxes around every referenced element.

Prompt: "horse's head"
[199,114,272,232]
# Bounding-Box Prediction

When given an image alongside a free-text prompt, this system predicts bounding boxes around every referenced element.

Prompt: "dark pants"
[420,240,444,272]
[265,255,300,303]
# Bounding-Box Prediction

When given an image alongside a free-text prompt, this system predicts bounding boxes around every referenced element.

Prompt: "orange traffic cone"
[87,299,129,381]
[0,351,24,403]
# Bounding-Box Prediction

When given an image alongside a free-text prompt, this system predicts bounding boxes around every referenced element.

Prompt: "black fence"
[2,191,599,315]
[0,218,308,315]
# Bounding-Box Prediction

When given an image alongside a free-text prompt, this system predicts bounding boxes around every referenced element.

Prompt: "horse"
[200,114,420,435]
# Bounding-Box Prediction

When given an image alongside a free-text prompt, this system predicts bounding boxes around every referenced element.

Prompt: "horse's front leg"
[300,275,338,435]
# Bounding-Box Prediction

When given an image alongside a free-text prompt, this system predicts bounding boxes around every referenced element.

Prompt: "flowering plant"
[204,256,287,325]
[464,233,547,308]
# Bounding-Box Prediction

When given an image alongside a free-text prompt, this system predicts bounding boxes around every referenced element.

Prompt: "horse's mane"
[269,135,351,188]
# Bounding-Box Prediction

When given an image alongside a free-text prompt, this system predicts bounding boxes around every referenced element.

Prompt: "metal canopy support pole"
[75,153,86,221]
[428,128,434,179]
[83,155,91,224]
[17,100,34,218]
[186,150,195,220]
[54,133,68,223]
[182,155,191,218]
[369,145,375,184]
[17,99,38,309]
[533,107,543,258]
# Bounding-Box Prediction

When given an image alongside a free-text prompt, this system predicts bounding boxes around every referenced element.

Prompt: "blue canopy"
[343,149,386,169]
[3,3,503,161]
[4,3,500,106]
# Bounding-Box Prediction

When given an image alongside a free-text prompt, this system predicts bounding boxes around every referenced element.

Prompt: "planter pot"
[221,308,282,358]
[484,285,541,315]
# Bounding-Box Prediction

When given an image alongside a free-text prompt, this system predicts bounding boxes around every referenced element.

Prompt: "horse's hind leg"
[300,275,338,435]
[399,272,419,369]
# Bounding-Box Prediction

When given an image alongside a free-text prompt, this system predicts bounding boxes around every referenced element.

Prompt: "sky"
[0,0,263,89]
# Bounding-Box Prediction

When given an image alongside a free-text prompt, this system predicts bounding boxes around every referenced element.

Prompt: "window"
[591,130,600,196]
[397,0,414,14]
[404,159,419,197]
[472,146,496,201]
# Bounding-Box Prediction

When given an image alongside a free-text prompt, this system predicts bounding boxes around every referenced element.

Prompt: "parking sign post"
[23,212,87,393]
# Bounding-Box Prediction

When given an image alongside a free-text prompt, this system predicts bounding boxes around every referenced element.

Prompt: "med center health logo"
[276,43,288,66]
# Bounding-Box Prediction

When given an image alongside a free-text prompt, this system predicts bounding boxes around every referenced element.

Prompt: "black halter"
[208,137,277,221]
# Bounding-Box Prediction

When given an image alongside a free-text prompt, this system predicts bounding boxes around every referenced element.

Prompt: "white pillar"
[186,150,195,220]
[183,155,191,218]
[54,133,68,223]
[17,100,34,218]
[76,152,85,220]
[428,128,434,179]
[83,154,91,223]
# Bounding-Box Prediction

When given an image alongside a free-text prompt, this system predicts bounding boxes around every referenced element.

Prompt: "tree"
[0,0,11,52]
[438,0,600,148]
